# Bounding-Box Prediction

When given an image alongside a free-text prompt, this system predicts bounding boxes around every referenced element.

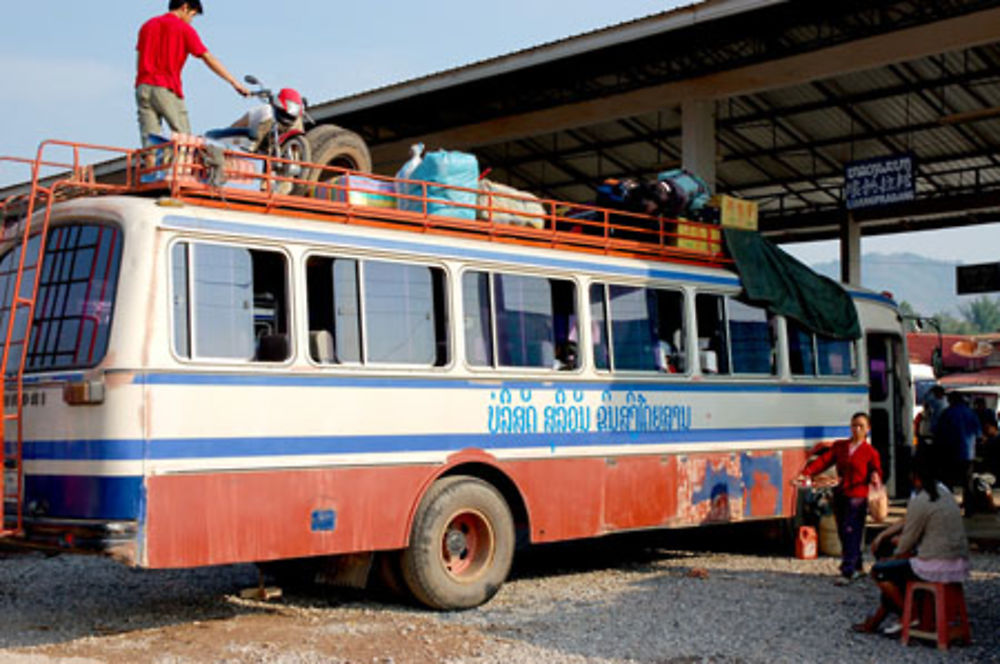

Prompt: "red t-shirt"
[135,13,207,98]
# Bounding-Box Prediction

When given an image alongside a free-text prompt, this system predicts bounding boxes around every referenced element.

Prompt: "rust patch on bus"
[677,451,785,524]
[677,454,743,524]
[740,451,784,518]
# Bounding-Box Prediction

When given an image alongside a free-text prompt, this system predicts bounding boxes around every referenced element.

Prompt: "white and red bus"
[0,140,912,609]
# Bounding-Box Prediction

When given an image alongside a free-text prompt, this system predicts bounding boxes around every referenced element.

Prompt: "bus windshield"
[0,223,122,373]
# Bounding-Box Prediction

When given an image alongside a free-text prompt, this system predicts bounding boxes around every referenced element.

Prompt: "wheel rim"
[440,509,494,580]
[280,140,308,178]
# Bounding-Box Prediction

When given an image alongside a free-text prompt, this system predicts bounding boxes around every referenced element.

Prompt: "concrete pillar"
[840,212,862,285]
[681,99,717,193]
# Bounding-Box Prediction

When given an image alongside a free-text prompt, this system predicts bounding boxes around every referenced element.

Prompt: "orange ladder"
[0,154,58,536]
[0,141,136,536]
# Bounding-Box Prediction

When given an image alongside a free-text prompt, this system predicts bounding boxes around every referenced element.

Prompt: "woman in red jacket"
[799,412,884,585]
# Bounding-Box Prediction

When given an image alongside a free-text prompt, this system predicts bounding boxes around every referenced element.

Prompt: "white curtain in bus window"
[191,244,254,360]
[462,271,493,366]
[694,293,730,375]
[727,299,775,375]
[171,244,190,358]
[332,259,362,363]
[363,261,436,364]
[589,284,610,370]
[495,274,555,368]
[817,334,855,376]
[0,225,122,372]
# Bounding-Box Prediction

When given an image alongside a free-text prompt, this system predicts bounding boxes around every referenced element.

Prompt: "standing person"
[982,420,1000,478]
[918,385,947,443]
[972,396,997,432]
[851,451,970,636]
[935,392,980,501]
[135,0,249,147]
[799,412,883,585]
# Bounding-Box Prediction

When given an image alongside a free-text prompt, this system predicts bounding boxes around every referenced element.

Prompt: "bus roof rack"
[2,138,732,269]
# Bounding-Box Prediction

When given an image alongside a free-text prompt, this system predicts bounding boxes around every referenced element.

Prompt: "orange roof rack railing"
[2,137,732,269]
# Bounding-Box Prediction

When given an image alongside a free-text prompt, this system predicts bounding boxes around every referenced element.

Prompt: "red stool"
[901,581,971,651]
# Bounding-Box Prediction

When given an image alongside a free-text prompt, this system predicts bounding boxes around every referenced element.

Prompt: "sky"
[2,0,999,268]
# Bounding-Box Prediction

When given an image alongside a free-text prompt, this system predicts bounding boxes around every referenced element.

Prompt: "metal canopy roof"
[311,0,1000,243]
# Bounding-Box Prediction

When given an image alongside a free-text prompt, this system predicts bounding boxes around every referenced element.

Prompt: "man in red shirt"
[799,412,883,584]
[135,0,249,146]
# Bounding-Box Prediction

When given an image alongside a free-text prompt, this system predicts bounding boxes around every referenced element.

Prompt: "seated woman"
[852,451,970,635]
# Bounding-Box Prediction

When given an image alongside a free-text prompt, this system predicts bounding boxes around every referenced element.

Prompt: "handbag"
[867,482,889,522]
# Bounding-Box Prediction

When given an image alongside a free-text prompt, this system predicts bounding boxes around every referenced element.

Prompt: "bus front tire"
[401,476,514,610]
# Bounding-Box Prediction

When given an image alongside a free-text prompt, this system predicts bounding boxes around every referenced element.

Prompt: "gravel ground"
[0,534,997,663]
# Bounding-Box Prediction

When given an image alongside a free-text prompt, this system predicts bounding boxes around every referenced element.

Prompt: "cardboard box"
[674,221,721,253]
[710,194,758,230]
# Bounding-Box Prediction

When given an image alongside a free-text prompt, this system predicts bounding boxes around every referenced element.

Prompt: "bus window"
[695,294,776,376]
[605,284,685,373]
[788,319,855,377]
[172,242,289,362]
[307,256,447,367]
[463,271,577,370]
[818,335,855,376]
[364,260,444,365]
[788,320,817,376]
[694,294,729,374]
[727,299,776,375]
[0,224,122,372]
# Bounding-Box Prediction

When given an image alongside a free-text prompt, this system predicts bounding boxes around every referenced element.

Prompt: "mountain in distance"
[809,252,969,316]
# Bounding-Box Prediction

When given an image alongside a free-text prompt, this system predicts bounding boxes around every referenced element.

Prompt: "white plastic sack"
[477,179,546,229]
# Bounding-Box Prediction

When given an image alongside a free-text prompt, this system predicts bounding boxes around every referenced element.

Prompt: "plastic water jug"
[795,525,818,560]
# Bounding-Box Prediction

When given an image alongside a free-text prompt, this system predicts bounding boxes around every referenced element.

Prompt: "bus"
[0,140,913,609]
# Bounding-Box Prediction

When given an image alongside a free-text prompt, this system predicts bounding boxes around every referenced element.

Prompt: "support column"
[681,99,716,192]
[840,212,862,286]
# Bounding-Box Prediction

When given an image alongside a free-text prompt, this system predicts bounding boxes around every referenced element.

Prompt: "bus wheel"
[401,476,514,610]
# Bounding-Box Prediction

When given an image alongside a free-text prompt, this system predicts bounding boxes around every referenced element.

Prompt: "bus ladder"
[0,162,58,537]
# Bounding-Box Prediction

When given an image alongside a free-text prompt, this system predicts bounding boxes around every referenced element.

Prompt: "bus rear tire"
[401,476,514,610]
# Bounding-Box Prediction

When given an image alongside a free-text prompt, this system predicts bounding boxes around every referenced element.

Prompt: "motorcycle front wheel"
[271,135,312,196]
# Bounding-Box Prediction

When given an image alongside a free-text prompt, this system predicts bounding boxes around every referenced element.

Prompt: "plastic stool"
[901,581,971,651]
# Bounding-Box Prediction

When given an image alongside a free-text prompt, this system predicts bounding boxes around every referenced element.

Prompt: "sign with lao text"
[844,155,915,210]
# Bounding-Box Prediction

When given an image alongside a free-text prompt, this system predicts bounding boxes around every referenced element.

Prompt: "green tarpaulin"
[723,228,862,340]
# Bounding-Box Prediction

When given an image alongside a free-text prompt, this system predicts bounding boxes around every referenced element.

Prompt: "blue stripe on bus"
[23,439,145,461]
[163,215,742,286]
[24,425,852,462]
[131,371,870,394]
[26,475,142,520]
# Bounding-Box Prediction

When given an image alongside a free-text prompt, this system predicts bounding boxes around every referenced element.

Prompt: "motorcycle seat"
[205,127,258,141]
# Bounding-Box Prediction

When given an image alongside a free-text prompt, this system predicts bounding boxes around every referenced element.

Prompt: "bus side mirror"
[931,348,943,377]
